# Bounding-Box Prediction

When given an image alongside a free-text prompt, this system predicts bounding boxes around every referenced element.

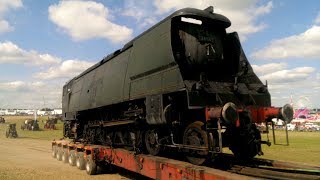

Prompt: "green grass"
[0,115,63,141]
[259,130,320,165]
[1,116,319,165]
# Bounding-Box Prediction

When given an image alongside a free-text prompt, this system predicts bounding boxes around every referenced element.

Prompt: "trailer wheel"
[62,148,68,163]
[52,145,57,158]
[86,155,97,175]
[56,147,63,161]
[68,150,76,166]
[98,163,114,174]
[76,152,85,170]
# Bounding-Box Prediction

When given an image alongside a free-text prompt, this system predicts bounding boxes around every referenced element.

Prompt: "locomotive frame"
[62,6,293,165]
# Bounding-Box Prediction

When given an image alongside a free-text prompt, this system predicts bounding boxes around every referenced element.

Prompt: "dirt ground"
[0,136,128,180]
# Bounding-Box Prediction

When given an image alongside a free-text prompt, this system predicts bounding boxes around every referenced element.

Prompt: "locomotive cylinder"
[206,102,239,126]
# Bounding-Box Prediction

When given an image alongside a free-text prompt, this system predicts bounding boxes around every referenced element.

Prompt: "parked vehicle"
[297,125,305,131]
[0,117,5,123]
[6,123,18,138]
[286,124,296,131]
[305,123,320,131]
[44,117,57,130]
[21,119,39,131]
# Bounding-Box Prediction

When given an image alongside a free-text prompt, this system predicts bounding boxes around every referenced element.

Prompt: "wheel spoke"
[183,121,209,165]
[145,130,160,155]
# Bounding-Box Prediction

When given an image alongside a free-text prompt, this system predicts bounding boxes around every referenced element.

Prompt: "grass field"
[259,130,320,165]
[1,116,319,166]
[0,115,63,141]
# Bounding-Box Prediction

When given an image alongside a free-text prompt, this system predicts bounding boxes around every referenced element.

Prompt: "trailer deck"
[52,140,250,179]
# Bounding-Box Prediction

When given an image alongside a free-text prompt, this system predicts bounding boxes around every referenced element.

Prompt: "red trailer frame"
[52,140,250,179]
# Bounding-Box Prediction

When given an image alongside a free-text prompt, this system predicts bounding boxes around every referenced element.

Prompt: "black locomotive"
[62,6,293,165]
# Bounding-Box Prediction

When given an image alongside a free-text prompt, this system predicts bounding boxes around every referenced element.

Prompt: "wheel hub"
[183,121,209,165]
[147,133,156,145]
[145,130,160,155]
[188,136,201,146]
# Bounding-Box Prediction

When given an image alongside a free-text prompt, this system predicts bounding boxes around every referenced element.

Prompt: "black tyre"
[97,163,114,174]
[56,147,63,161]
[62,148,69,163]
[52,146,57,158]
[76,152,85,170]
[68,150,76,166]
[230,131,260,159]
[86,155,97,175]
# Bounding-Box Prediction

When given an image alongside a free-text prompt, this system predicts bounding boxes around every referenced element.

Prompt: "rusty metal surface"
[52,140,320,179]
[52,140,250,179]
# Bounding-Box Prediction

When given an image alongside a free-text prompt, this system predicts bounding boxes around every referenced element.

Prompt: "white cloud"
[140,17,157,28]
[248,13,320,107]
[0,57,94,108]
[153,0,211,14]
[152,0,273,40]
[251,25,320,59]
[119,0,158,29]
[0,81,44,92]
[252,63,287,75]
[0,59,93,108]
[0,0,22,33]
[251,1,273,16]
[0,48,93,108]
[121,0,148,21]
[251,64,319,106]
[0,80,62,109]
[48,0,133,43]
[0,41,61,66]
[0,0,22,14]
[122,8,144,21]
[0,20,13,33]
[259,67,315,83]
[119,0,273,39]
[315,12,320,24]
[268,80,320,108]
[34,60,94,80]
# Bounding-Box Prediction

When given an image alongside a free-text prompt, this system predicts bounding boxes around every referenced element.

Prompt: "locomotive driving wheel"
[145,130,160,155]
[183,121,209,165]
[230,123,261,159]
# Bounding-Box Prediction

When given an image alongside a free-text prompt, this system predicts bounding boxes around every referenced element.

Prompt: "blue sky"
[0,0,319,109]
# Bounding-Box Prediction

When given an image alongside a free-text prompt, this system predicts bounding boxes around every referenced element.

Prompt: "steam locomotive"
[62,6,293,165]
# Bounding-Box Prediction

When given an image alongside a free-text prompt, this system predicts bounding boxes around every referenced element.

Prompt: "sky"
[0,0,319,109]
